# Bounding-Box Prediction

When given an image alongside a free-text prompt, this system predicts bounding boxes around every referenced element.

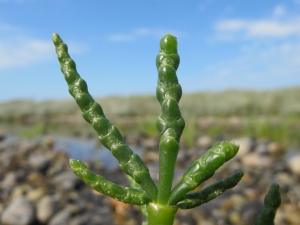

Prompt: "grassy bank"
[1,87,300,148]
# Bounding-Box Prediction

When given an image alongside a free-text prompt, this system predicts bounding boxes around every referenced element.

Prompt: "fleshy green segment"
[168,141,239,205]
[254,183,281,225]
[70,160,151,205]
[177,171,244,209]
[52,33,157,201]
[156,34,185,205]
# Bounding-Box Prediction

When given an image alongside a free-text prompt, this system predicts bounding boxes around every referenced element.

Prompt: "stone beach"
[0,134,300,225]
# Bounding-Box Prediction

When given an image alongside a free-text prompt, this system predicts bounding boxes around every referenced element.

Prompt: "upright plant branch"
[52,32,281,225]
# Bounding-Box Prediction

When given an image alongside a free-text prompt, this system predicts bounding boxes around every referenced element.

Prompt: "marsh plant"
[52,33,281,225]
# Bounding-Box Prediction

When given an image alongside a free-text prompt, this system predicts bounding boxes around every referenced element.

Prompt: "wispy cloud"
[215,19,300,40]
[214,5,300,41]
[108,28,185,42]
[184,4,300,91]
[183,41,300,90]
[0,23,88,70]
[273,5,286,17]
[0,38,53,69]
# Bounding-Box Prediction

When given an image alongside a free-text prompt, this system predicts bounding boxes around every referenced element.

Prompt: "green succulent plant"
[52,33,280,225]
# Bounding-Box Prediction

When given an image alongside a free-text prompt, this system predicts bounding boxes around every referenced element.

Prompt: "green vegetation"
[1,92,300,147]
[51,32,280,225]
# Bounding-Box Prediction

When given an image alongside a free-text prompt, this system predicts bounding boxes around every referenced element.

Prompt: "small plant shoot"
[52,33,281,225]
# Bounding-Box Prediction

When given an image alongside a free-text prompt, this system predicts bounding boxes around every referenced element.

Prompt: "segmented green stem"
[156,34,185,205]
[254,183,281,225]
[177,171,243,209]
[169,141,239,205]
[70,160,151,205]
[52,33,157,201]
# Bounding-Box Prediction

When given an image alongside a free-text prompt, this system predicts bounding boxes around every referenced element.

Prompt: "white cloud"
[182,41,300,90]
[108,28,185,42]
[214,5,300,41]
[187,6,300,91]
[0,22,88,70]
[273,5,286,17]
[215,18,300,40]
[0,38,53,69]
[109,34,134,42]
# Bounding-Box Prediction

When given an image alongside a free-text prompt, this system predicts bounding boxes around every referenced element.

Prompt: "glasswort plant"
[52,33,281,225]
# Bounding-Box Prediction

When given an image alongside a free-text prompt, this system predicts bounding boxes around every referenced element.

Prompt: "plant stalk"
[147,203,178,225]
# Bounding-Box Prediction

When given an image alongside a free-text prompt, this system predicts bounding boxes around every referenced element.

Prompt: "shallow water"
[53,136,144,170]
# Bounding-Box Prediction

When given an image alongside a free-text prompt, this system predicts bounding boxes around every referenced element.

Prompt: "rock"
[18,141,36,155]
[284,208,300,225]
[1,197,35,225]
[69,210,112,225]
[0,148,15,171]
[44,135,55,149]
[0,131,6,142]
[253,141,268,155]
[241,153,273,169]
[176,150,189,167]
[1,171,17,190]
[231,137,254,158]
[144,151,159,163]
[229,211,242,225]
[28,154,51,172]
[53,171,83,191]
[196,136,213,149]
[267,142,285,156]
[26,188,46,202]
[222,194,247,211]
[239,201,264,225]
[274,172,292,187]
[125,133,141,146]
[11,184,30,200]
[37,195,59,223]
[286,153,300,175]
[141,138,158,150]
[49,208,71,225]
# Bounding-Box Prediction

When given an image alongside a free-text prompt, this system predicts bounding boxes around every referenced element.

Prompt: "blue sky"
[1,0,300,103]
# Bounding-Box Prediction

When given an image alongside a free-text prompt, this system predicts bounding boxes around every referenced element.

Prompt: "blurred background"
[1,1,300,225]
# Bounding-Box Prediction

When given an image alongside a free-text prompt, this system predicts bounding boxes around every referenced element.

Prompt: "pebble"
[53,171,83,191]
[1,171,17,190]
[0,135,299,225]
[253,141,269,155]
[267,142,285,156]
[28,154,51,171]
[231,137,254,158]
[196,135,213,149]
[241,153,273,169]
[1,197,35,225]
[48,208,71,225]
[287,154,300,175]
[26,187,46,202]
[37,195,59,223]
[141,137,158,150]
[239,201,264,225]
[44,135,55,149]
